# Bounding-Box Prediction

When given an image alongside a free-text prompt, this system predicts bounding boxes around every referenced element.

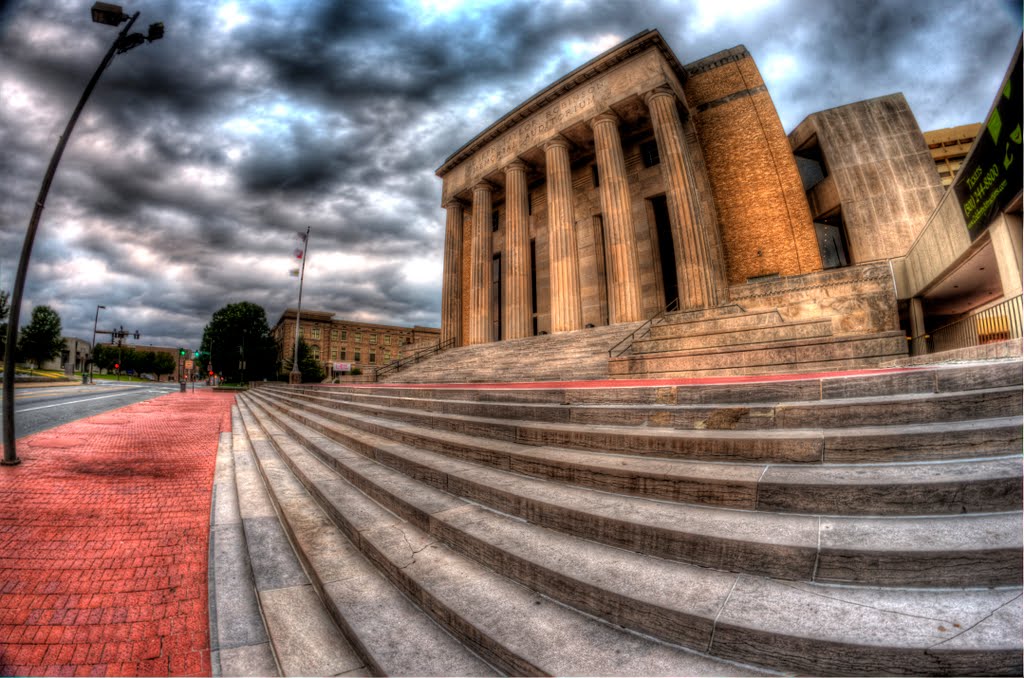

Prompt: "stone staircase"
[609,305,908,379]
[210,359,1024,676]
[376,322,643,383]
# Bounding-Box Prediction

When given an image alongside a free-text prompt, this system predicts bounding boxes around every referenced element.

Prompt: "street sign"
[184,360,193,369]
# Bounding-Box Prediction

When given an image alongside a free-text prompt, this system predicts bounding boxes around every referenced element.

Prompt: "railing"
[373,337,456,382]
[929,295,1022,353]
[608,298,679,358]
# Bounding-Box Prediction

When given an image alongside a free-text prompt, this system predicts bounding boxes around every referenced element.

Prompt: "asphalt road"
[0,381,186,440]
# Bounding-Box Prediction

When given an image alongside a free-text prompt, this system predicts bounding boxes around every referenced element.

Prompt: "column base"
[288,370,302,384]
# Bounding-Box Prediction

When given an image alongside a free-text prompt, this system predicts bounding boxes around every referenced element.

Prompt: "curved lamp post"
[2,4,163,466]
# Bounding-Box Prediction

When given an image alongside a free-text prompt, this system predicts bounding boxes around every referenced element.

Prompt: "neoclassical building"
[437,31,822,346]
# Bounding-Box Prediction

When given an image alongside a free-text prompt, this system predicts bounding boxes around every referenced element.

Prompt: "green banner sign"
[954,46,1023,241]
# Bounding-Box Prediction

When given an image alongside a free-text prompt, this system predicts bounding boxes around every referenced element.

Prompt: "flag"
[289,268,300,277]
[293,248,304,259]
[296,230,307,243]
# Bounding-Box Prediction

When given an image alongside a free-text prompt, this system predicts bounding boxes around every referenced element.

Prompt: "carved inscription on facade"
[455,80,609,188]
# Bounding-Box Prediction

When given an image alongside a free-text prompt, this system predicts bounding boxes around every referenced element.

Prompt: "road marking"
[16,390,162,413]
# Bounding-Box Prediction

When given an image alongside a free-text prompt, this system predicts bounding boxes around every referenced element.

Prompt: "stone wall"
[729,262,900,336]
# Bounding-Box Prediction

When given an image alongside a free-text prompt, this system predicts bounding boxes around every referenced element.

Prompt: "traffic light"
[114,363,120,370]
[179,348,186,356]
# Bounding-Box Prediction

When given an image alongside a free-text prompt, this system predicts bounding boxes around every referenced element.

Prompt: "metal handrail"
[374,337,456,381]
[608,298,680,358]
[929,295,1022,353]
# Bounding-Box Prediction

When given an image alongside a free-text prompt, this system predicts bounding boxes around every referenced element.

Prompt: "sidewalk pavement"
[0,389,236,677]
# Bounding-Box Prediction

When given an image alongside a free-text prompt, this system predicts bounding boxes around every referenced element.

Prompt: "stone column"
[441,200,464,347]
[543,135,583,333]
[590,111,644,323]
[645,87,720,310]
[503,160,532,339]
[468,181,493,345]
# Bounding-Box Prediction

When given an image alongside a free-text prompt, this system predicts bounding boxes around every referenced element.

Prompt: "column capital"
[643,86,676,105]
[443,198,466,210]
[542,134,571,152]
[589,110,620,128]
[472,180,493,193]
[503,159,529,173]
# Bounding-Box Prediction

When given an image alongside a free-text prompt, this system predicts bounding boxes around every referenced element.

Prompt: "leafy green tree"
[297,339,324,383]
[200,302,277,383]
[153,352,176,381]
[0,289,9,359]
[93,344,117,371]
[17,305,64,369]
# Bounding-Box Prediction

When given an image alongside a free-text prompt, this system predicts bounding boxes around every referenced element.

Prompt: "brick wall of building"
[684,46,821,285]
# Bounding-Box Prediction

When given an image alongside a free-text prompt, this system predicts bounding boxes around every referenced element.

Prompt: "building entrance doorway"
[650,195,678,308]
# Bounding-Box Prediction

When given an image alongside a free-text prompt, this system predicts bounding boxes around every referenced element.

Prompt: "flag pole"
[289,226,310,384]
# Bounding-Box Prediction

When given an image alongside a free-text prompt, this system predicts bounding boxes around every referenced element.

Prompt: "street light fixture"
[89,305,106,384]
[1,4,164,467]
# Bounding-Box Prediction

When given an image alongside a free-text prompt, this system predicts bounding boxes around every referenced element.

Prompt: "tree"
[153,352,176,381]
[0,290,8,359]
[93,344,117,372]
[200,302,277,383]
[297,339,324,383]
[17,305,64,369]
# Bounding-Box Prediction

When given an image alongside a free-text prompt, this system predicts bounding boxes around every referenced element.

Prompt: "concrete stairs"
[212,359,1024,676]
[377,322,644,383]
[609,305,908,379]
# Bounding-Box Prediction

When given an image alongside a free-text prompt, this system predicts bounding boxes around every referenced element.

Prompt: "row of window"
[298,327,408,345]
[309,345,394,364]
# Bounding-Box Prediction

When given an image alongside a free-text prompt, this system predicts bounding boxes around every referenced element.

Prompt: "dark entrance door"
[650,195,678,308]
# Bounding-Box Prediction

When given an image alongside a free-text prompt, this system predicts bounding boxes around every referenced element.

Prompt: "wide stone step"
[260,385,1022,464]
[610,331,908,378]
[637,317,833,353]
[230,407,366,677]
[250,388,1023,516]
[648,309,790,339]
[235,401,497,677]
[208,428,279,677]
[237,394,1024,677]
[237,397,754,677]
[243,390,1023,587]
[287,382,1022,430]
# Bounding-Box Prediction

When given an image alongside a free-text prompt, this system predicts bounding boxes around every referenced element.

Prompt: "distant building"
[272,309,440,376]
[924,124,982,187]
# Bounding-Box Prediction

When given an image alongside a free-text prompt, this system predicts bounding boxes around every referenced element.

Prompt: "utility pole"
[2,4,163,466]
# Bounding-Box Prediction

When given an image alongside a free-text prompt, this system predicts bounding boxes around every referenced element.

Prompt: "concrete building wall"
[790,94,945,264]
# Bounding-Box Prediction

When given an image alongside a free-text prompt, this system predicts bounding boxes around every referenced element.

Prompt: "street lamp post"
[89,305,105,384]
[1,4,163,466]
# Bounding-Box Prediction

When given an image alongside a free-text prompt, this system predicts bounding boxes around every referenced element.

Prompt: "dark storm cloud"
[0,0,1020,350]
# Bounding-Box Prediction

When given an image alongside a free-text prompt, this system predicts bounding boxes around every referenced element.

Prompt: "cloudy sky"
[0,0,1020,351]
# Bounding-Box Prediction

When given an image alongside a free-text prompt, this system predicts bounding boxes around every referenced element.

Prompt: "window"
[370,333,377,345]
[331,329,338,340]
[384,335,391,345]
[341,330,347,340]
[331,350,337,360]
[354,332,361,343]
[641,140,660,168]
[312,327,321,339]
[369,353,376,364]
[384,350,391,361]
[298,327,304,338]
[491,253,502,341]
[491,209,500,232]
[354,351,361,362]
[340,349,346,360]
[312,345,320,360]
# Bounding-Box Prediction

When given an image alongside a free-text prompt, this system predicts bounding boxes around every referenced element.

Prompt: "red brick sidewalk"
[0,390,236,677]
